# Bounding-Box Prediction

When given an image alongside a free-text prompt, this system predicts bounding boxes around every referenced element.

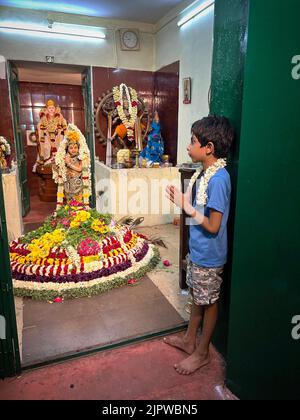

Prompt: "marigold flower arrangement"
[9,206,160,301]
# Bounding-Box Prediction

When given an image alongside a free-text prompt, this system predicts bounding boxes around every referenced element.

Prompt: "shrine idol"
[33,99,68,171]
[9,124,159,301]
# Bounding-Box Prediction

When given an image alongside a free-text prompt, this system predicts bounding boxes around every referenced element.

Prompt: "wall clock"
[119,29,140,51]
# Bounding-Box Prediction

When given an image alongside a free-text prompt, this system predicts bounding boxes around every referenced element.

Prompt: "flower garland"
[10,213,153,282]
[66,245,81,269]
[53,124,91,209]
[188,158,227,207]
[113,83,138,142]
[26,229,66,261]
[12,246,160,301]
[9,200,161,301]
[0,136,11,156]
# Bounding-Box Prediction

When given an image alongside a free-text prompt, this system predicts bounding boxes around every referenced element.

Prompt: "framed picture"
[183,77,191,104]
[26,130,38,146]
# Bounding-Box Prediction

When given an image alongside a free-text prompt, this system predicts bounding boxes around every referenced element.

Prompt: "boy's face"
[187,134,207,163]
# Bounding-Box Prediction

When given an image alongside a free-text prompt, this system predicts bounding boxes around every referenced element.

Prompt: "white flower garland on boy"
[188,158,227,207]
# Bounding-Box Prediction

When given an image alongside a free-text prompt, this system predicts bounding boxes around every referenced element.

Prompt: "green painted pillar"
[210,0,250,357]
[211,0,300,398]
[226,0,300,400]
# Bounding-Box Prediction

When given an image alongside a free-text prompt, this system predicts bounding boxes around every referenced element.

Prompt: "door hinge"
[0,315,6,339]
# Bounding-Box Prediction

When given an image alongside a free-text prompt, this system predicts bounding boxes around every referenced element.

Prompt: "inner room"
[0,0,214,369]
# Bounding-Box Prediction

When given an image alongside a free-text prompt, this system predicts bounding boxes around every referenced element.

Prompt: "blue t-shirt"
[189,168,231,268]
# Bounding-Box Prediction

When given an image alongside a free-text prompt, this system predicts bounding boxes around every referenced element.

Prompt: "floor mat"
[22,276,186,366]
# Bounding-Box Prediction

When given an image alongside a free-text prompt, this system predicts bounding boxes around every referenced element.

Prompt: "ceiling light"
[51,22,105,39]
[177,0,215,27]
[0,21,106,41]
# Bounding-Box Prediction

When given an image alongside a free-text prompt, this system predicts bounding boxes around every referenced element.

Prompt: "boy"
[165,116,234,375]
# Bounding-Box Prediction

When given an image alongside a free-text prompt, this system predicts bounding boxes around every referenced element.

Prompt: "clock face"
[122,30,139,49]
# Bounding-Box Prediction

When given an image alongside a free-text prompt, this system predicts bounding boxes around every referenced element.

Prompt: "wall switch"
[46,56,55,63]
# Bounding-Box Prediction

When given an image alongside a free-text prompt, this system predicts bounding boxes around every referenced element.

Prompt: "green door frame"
[7,61,30,217]
[0,171,21,379]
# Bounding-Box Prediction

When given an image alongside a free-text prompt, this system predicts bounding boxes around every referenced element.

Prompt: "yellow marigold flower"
[26,229,65,261]
[70,220,80,228]
[91,219,104,232]
[66,130,80,143]
[83,256,100,263]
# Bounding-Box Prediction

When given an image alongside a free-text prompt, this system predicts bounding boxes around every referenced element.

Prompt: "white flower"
[113,84,138,134]
[13,245,156,294]
[0,136,11,156]
[188,158,227,207]
[66,245,81,269]
[53,124,92,207]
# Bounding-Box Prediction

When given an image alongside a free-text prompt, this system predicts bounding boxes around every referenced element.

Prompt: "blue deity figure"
[140,111,164,166]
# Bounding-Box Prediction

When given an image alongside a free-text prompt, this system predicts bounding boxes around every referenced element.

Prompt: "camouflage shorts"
[186,254,224,306]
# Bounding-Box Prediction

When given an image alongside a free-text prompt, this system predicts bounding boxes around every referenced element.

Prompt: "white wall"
[0,3,215,164]
[155,3,215,163]
[0,6,155,71]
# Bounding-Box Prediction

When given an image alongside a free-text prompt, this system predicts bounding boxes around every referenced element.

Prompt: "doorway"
[7,61,91,229]
[4,61,187,369]
[19,223,187,367]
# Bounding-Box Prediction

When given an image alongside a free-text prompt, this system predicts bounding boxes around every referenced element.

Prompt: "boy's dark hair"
[191,116,235,158]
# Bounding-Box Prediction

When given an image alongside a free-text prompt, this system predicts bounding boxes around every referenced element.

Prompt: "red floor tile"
[23,194,56,224]
[0,336,234,400]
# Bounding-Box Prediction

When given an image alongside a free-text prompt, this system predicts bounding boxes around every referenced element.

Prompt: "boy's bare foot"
[163,334,196,355]
[174,351,210,375]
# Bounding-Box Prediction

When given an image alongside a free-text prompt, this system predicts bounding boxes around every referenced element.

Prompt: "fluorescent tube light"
[177,0,215,27]
[52,22,105,39]
[0,21,106,41]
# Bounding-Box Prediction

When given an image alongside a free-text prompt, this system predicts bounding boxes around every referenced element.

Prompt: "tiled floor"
[23,194,55,226]
[22,276,185,366]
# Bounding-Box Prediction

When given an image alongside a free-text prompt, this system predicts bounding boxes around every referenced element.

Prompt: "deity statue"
[94,83,150,166]
[53,124,91,209]
[139,111,164,167]
[33,99,68,171]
